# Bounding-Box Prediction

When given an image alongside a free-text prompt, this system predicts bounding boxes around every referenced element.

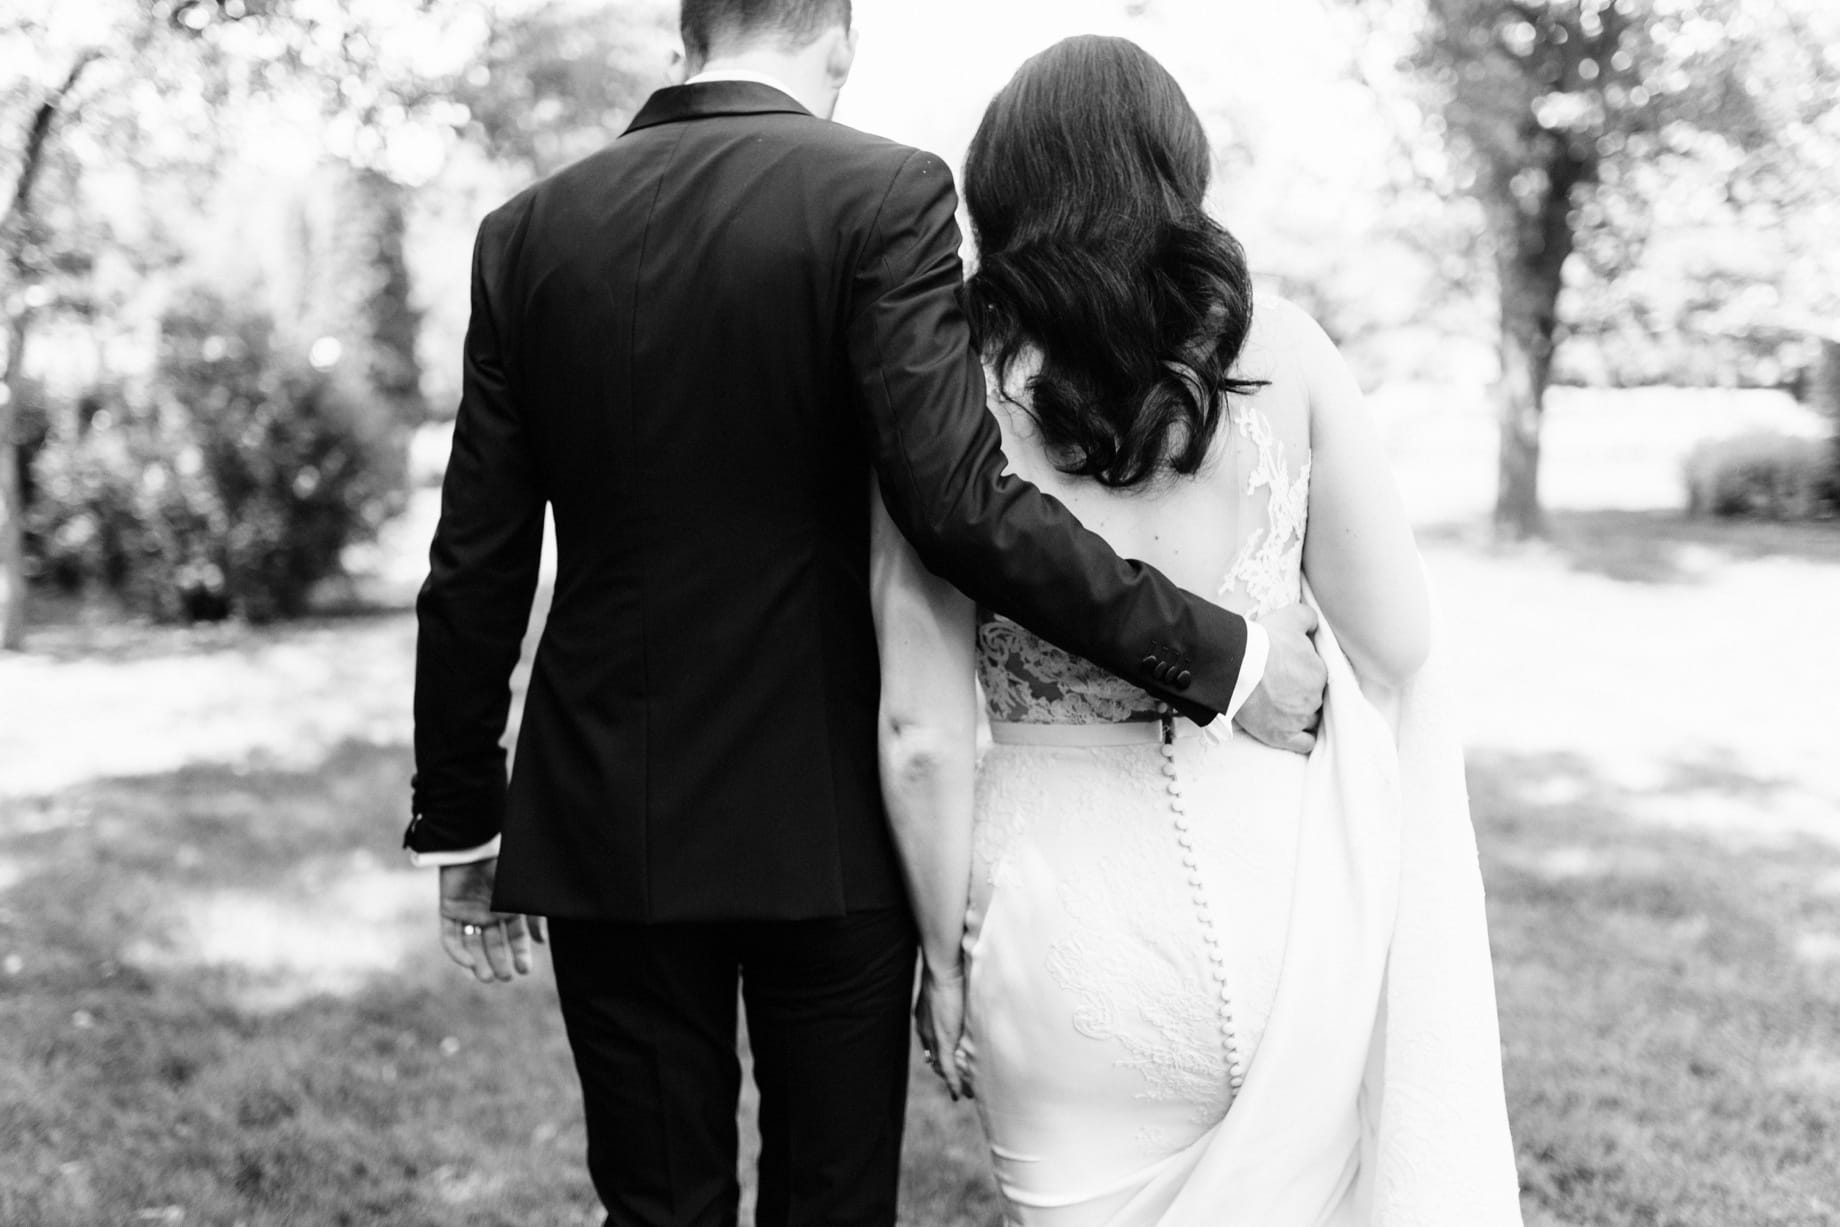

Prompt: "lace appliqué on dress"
[1220,404,1311,618]
[977,617,1161,725]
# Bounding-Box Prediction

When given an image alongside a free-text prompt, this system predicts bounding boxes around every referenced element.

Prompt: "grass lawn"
[4,392,1839,1225]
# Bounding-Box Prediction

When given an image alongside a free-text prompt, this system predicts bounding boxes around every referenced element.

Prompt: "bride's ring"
[461,923,482,937]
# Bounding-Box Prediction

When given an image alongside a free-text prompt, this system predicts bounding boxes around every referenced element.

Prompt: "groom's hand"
[439,859,546,984]
[1236,604,1327,754]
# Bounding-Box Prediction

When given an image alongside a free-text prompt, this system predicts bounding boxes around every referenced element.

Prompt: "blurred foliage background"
[0,0,672,645]
[1,0,1836,646]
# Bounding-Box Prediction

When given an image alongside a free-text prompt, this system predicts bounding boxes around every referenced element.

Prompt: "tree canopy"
[1351,0,1840,534]
[0,0,674,642]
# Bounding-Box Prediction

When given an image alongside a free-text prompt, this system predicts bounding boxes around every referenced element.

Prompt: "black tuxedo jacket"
[408,82,1250,922]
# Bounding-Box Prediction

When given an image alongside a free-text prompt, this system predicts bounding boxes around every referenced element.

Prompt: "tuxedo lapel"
[625,81,812,135]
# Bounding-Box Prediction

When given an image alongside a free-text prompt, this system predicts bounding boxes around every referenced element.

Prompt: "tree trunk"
[1493,293,1547,540]
[0,52,99,650]
[0,315,26,650]
[1488,147,1587,541]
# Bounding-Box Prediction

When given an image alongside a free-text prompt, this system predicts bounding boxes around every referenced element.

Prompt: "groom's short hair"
[680,0,851,61]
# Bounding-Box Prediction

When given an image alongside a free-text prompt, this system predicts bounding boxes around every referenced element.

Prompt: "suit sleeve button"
[1175,669,1193,689]
[1141,655,1159,674]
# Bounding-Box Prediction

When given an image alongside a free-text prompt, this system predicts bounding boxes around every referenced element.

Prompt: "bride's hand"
[915,959,972,1101]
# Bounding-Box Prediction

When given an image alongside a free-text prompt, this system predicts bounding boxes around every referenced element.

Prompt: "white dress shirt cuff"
[1222,622,1270,724]
[407,835,501,868]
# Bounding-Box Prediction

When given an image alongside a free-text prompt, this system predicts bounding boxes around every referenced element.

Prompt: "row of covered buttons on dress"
[1160,707,1246,1102]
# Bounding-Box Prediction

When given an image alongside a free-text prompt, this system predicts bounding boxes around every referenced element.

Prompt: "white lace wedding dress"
[960,375,1522,1225]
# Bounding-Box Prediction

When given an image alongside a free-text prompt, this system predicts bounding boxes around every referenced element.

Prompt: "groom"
[408,1,1326,1222]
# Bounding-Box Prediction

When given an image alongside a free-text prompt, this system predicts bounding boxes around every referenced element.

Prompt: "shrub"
[27,381,212,615]
[27,290,406,621]
[1682,431,1835,520]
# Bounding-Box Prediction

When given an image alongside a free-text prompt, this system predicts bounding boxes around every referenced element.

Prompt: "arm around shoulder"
[844,148,993,563]
[843,149,1250,724]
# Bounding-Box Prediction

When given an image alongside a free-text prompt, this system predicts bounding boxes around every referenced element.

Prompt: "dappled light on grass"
[1416,519,1840,855]
[1474,748,1840,1224]
[1512,841,1672,883]
[0,853,28,892]
[122,853,427,1013]
[1388,387,1840,879]
[0,490,546,804]
[1381,397,1840,1222]
[1793,931,1840,968]
[0,745,603,1226]
[0,745,451,1014]
[0,731,996,1224]
[0,617,416,800]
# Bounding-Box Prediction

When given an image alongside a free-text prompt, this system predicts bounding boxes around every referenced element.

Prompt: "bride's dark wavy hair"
[965,35,1263,489]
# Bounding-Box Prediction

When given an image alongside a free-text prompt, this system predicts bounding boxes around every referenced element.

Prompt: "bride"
[871,35,1523,1227]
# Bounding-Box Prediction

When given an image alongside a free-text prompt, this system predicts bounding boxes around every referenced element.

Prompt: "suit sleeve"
[406,211,546,854]
[845,151,1248,723]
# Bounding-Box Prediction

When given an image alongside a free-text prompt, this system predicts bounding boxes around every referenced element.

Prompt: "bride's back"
[976,299,1316,726]
[959,33,1319,723]
[986,298,1312,624]
[963,32,1428,715]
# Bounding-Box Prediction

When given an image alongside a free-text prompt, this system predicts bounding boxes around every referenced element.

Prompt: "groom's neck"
[688,44,842,119]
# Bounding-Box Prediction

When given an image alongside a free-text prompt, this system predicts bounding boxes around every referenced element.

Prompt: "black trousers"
[548,908,918,1227]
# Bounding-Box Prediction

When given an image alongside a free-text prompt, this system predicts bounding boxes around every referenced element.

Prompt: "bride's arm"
[869,476,979,984]
[1291,305,1431,687]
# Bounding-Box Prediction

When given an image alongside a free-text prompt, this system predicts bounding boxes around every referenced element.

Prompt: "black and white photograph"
[2,0,1837,1223]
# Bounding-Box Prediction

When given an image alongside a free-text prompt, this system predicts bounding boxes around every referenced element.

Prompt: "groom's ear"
[666,45,689,86]
[825,24,859,90]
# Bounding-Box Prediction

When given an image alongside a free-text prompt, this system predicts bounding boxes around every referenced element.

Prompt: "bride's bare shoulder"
[1243,293,1335,369]
[1241,294,1355,417]
[1232,293,1331,435]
